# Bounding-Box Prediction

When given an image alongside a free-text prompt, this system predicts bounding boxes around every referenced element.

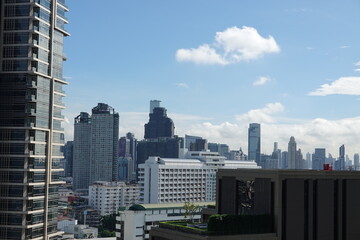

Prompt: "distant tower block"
[150,100,161,113]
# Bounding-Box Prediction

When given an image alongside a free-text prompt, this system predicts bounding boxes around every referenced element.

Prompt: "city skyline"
[62,1,360,156]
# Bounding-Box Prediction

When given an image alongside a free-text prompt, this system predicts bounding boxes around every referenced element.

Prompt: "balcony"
[26,94,37,102]
[26,79,37,88]
[25,122,36,128]
[57,0,69,9]
[25,108,36,115]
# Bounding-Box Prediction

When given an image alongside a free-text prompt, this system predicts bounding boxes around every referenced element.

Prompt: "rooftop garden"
[160,214,273,236]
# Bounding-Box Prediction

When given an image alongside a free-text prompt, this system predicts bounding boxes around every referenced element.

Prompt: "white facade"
[185,151,260,201]
[116,202,213,240]
[89,181,140,216]
[139,157,207,204]
[139,154,260,203]
[57,219,77,234]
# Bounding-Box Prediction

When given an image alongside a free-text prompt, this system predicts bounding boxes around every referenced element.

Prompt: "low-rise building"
[116,202,214,240]
[74,225,98,239]
[89,181,140,215]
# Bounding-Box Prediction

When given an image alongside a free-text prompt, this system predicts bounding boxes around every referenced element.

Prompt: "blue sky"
[63,0,360,158]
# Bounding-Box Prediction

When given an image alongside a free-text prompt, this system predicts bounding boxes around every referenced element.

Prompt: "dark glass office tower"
[248,123,261,164]
[144,107,175,139]
[0,0,69,239]
[137,106,180,167]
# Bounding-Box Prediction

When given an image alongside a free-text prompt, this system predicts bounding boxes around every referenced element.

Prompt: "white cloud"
[340,45,349,49]
[184,115,360,157]
[176,83,189,88]
[355,61,360,66]
[176,44,228,65]
[253,76,271,86]
[355,69,360,72]
[309,77,360,96]
[236,102,284,123]
[185,122,243,140]
[176,26,280,65]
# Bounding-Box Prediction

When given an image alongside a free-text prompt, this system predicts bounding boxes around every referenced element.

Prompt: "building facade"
[73,103,119,192]
[336,144,345,170]
[185,151,260,201]
[149,99,161,114]
[217,169,360,240]
[89,181,140,216]
[138,155,259,204]
[137,103,180,167]
[139,157,207,204]
[312,148,325,170]
[354,153,359,171]
[118,132,137,181]
[248,123,261,164]
[287,136,296,169]
[0,0,69,239]
[89,103,119,183]
[63,140,73,177]
[73,112,91,192]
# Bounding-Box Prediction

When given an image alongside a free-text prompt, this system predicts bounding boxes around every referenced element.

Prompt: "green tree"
[98,213,116,236]
[183,202,200,223]
[101,229,115,237]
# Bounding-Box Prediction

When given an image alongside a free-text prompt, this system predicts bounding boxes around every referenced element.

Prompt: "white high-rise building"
[139,157,206,204]
[89,181,140,216]
[138,153,260,204]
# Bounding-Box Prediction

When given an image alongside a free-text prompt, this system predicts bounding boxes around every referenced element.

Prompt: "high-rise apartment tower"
[0,0,69,239]
[72,104,119,192]
[89,103,119,183]
[73,112,91,192]
[288,136,297,169]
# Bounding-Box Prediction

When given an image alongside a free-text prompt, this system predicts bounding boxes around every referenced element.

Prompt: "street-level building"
[116,202,213,240]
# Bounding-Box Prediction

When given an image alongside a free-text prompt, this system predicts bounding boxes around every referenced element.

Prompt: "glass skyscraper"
[0,0,69,239]
[248,123,261,164]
